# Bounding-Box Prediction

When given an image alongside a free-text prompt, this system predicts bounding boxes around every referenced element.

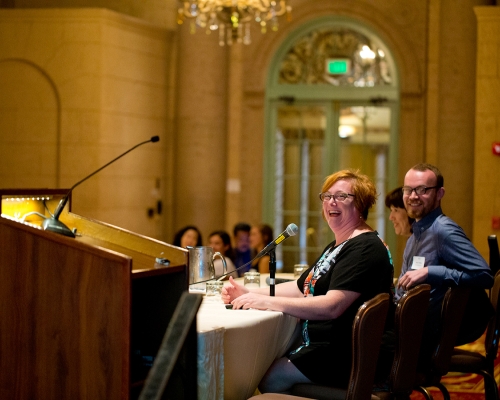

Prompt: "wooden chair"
[414,286,471,400]
[372,284,431,400]
[446,270,500,400]
[488,235,500,276]
[248,292,390,400]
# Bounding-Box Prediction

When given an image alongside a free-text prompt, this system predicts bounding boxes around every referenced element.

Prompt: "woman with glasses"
[221,169,394,394]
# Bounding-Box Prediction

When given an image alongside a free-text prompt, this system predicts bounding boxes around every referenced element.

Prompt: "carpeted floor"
[409,335,499,400]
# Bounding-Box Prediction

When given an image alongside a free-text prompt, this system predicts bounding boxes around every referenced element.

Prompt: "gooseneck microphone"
[42,136,160,237]
[255,223,299,259]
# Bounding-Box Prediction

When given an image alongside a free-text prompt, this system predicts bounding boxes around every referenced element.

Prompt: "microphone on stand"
[42,136,160,237]
[261,223,298,296]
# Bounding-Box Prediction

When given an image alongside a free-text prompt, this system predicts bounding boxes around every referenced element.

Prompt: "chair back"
[485,270,500,364]
[389,284,430,395]
[430,286,470,378]
[488,235,500,275]
[346,292,390,400]
[291,292,390,400]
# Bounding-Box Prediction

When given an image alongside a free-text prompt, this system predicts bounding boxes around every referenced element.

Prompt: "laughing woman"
[221,169,394,393]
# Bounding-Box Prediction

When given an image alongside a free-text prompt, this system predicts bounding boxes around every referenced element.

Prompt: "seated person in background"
[208,230,238,279]
[222,169,394,394]
[250,223,274,274]
[232,222,252,276]
[385,186,414,237]
[396,163,493,370]
[172,225,202,248]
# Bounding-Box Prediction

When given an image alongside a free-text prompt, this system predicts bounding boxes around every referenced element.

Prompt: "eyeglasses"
[319,192,355,202]
[401,186,439,196]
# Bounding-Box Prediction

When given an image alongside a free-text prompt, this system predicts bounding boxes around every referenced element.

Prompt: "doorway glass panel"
[274,104,327,269]
[272,102,392,271]
[337,105,391,238]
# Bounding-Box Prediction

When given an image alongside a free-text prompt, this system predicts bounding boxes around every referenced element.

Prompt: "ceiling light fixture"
[177,0,291,46]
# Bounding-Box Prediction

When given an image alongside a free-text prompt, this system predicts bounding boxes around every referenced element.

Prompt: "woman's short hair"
[172,225,202,247]
[209,230,234,259]
[321,169,377,220]
[385,187,405,209]
[385,187,415,225]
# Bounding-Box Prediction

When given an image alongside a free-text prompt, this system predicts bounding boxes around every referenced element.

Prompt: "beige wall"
[0,1,498,261]
[474,6,500,257]
[0,8,172,239]
[11,0,178,29]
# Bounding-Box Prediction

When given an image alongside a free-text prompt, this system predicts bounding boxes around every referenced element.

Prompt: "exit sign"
[326,59,350,75]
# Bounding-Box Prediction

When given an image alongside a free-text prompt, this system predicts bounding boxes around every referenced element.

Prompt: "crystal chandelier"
[177,1,292,46]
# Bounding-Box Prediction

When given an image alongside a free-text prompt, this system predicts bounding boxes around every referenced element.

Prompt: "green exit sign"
[326,59,350,75]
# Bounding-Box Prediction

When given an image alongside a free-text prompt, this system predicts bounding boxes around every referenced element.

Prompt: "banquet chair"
[248,292,390,400]
[446,270,500,400]
[488,235,500,276]
[372,284,431,400]
[414,286,471,400]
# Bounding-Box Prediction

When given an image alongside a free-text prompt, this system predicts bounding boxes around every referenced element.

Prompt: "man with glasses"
[395,163,493,369]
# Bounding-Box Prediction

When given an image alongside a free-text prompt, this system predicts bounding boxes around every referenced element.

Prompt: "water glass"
[206,280,224,296]
[294,264,309,278]
[244,271,260,288]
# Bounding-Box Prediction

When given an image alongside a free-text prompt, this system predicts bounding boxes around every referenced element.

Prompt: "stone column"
[436,0,494,236]
[174,24,228,239]
[473,6,500,255]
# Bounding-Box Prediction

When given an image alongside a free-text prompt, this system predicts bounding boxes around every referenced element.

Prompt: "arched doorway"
[263,16,400,270]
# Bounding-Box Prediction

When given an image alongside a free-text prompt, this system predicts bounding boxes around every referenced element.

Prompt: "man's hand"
[221,276,248,304]
[397,267,429,290]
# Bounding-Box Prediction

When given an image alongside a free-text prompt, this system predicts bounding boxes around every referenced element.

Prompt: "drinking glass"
[244,271,260,288]
[294,264,309,278]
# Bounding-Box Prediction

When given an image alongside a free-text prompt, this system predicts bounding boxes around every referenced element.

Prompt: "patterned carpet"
[409,335,499,400]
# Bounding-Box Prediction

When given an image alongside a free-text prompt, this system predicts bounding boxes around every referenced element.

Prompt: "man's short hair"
[233,222,251,236]
[410,163,444,188]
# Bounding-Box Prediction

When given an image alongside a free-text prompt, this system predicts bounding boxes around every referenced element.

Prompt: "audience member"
[172,225,202,248]
[233,222,252,276]
[385,186,413,237]
[395,163,493,370]
[250,223,274,274]
[208,230,238,279]
[222,169,394,393]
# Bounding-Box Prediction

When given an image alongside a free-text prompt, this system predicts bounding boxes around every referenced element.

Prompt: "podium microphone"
[42,136,160,237]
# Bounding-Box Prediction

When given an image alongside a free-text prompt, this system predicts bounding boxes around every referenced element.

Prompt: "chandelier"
[177,1,292,46]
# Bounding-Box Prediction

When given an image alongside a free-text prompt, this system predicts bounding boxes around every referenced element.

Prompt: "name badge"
[411,256,425,270]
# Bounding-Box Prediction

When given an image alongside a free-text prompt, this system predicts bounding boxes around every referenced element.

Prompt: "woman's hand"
[231,292,270,310]
[221,276,248,304]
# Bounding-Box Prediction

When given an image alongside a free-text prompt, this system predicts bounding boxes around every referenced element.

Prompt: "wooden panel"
[0,217,131,399]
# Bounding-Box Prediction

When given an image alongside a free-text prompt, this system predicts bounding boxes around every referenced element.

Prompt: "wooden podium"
[0,189,189,400]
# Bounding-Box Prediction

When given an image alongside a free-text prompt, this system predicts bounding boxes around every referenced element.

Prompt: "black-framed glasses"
[401,185,439,196]
[319,192,355,202]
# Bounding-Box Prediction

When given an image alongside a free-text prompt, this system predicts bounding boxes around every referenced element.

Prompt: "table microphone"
[42,136,160,237]
[256,223,299,258]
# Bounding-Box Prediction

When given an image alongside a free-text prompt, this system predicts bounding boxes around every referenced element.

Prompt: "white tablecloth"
[196,274,299,400]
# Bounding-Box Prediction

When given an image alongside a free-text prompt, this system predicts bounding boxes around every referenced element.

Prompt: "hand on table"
[231,292,270,310]
[221,276,249,304]
[397,267,428,291]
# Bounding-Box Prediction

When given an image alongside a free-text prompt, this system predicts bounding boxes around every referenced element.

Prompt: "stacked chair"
[444,273,500,400]
[249,292,390,400]
[372,284,430,400]
[413,286,471,400]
